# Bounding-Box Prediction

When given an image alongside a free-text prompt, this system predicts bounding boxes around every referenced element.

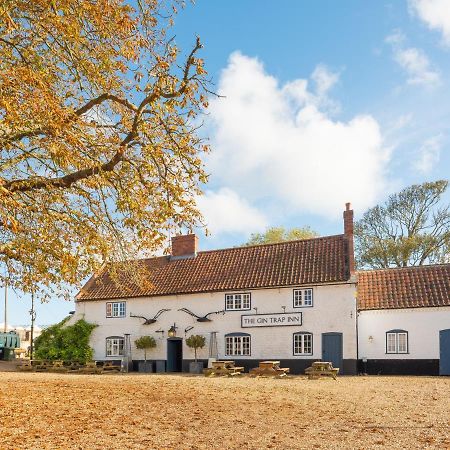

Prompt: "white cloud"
[412,134,443,174]
[311,64,339,97]
[206,52,390,219]
[409,0,450,45]
[386,30,440,86]
[196,188,268,235]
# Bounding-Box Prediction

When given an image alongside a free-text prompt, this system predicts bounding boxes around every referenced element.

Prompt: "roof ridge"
[357,263,450,274]
[93,235,345,266]
[197,234,344,255]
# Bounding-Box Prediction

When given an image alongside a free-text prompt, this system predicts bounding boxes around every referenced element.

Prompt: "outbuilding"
[357,264,450,375]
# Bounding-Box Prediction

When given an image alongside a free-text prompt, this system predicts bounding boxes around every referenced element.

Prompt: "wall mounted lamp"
[168,323,178,338]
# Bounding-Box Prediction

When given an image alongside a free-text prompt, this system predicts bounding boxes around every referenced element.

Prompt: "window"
[106,337,124,356]
[293,333,313,355]
[293,288,313,307]
[106,301,126,318]
[225,293,251,310]
[225,333,251,356]
[386,330,408,354]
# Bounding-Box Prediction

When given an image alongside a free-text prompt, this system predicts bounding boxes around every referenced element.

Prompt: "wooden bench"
[249,361,290,378]
[305,361,339,380]
[204,360,244,377]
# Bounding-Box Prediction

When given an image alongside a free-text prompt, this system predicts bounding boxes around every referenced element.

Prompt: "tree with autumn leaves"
[0,1,211,298]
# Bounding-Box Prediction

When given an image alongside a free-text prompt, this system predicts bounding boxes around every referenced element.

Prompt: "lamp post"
[3,280,7,333]
[29,291,36,360]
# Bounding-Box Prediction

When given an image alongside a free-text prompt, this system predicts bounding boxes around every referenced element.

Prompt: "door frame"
[321,332,343,369]
[167,337,183,372]
[439,329,450,376]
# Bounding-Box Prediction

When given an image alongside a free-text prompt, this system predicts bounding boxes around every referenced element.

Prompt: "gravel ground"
[0,372,448,449]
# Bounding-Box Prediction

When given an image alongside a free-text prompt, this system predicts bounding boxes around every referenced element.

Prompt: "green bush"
[34,318,97,362]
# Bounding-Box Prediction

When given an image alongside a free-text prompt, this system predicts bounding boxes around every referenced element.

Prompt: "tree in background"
[0,1,210,299]
[242,226,318,246]
[34,318,96,362]
[134,335,156,362]
[355,180,450,268]
[185,334,206,362]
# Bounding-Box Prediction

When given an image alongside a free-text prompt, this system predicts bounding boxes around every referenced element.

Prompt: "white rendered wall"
[72,282,357,361]
[358,307,450,360]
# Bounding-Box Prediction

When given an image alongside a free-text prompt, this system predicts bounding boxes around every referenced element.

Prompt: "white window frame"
[106,336,125,357]
[293,288,313,308]
[386,330,408,354]
[225,334,251,356]
[225,293,251,311]
[106,301,126,318]
[293,332,313,356]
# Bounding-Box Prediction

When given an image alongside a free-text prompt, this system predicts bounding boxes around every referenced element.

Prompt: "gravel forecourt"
[0,372,449,449]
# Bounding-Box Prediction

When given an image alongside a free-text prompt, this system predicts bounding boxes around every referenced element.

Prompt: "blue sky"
[4,0,450,326]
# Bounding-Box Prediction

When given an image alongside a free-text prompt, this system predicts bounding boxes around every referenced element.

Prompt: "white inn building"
[71,204,450,375]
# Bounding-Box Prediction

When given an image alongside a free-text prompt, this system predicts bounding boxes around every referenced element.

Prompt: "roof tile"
[357,264,450,310]
[77,235,349,301]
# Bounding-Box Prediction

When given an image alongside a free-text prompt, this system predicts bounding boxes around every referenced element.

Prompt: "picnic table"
[33,360,55,372]
[102,361,121,372]
[203,360,244,377]
[305,361,339,380]
[77,361,103,375]
[249,361,290,378]
[16,359,113,374]
[17,359,58,372]
[50,360,68,373]
[16,359,33,372]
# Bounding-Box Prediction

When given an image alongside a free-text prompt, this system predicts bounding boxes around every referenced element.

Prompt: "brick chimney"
[343,203,355,276]
[171,234,198,260]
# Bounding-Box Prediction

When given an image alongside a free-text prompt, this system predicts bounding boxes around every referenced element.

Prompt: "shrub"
[134,336,156,361]
[185,334,206,362]
[34,318,96,362]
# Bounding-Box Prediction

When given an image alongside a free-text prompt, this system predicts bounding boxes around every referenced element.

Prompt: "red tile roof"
[357,264,450,310]
[77,235,351,301]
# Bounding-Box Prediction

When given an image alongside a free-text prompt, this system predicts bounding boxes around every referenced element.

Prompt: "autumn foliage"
[0,1,210,298]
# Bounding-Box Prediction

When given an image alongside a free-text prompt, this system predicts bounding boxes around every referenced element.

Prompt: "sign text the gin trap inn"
[241,312,303,328]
